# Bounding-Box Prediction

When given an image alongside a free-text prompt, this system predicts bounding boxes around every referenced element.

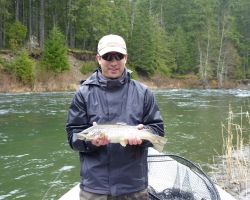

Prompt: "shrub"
[81,61,96,74]
[12,49,35,84]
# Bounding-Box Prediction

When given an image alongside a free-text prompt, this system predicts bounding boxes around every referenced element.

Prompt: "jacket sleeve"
[141,88,165,148]
[65,89,98,152]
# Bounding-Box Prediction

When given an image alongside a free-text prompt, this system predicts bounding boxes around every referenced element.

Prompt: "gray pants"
[79,188,149,200]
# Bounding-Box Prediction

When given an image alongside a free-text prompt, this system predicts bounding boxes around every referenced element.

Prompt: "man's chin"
[108,72,120,79]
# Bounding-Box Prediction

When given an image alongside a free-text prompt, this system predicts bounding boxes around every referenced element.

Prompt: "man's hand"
[91,122,110,146]
[126,124,144,145]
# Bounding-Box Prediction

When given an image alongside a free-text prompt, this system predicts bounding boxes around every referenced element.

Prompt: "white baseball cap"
[97,34,127,56]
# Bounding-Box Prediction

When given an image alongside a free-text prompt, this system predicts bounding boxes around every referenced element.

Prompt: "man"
[66,34,164,200]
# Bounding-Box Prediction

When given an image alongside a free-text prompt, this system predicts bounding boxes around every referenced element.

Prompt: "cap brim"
[99,47,127,56]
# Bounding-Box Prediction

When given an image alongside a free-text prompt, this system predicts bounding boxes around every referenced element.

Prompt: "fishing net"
[147,153,221,200]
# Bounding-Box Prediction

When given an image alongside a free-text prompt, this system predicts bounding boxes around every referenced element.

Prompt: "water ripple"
[0,190,19,200]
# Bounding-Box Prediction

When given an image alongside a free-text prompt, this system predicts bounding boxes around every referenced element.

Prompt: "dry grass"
[0,53,91,93]
[0,73,29,92]
[211,104,250,199]
[0,69,81,93]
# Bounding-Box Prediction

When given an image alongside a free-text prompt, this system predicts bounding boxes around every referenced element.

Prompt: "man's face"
[96,52,128,79]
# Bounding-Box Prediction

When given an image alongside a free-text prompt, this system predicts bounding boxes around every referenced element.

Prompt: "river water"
[0,89,250,199]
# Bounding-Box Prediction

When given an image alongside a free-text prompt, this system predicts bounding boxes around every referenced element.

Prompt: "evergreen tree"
[108,0,131,42]
[129,0,155,76]
[41,26,70,73]
[74,0,111,50]
[0,0,11,48]
[151,15,176,77]
[1,0,250,81]
[151,0,197,75]
[232,0,250,78]
[172,26,191,75]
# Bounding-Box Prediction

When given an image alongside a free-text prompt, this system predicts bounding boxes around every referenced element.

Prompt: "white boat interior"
[59,148,236,200]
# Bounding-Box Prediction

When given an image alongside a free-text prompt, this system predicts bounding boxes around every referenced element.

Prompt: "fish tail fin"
[150,135,168,153]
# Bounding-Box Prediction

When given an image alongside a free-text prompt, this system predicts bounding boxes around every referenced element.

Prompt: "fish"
[76,123,167,152]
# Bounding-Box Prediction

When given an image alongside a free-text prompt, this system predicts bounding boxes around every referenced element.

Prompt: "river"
[0,89,249,199]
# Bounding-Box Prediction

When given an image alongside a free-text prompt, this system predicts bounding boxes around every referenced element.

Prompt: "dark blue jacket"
[66,68,164,196]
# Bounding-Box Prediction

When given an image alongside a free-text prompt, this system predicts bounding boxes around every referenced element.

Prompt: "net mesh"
[147,154,220,200]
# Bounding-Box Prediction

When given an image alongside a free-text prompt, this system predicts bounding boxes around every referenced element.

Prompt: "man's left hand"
[126,124,144,145]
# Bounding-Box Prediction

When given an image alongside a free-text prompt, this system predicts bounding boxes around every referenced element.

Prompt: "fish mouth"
[76,132,87,140]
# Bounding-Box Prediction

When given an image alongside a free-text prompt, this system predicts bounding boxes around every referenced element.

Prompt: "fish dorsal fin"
[115,122,127,125]
[101,122,127,126]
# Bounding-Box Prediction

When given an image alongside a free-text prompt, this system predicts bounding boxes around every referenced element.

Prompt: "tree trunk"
[15,0,19,21]
[0,0,2,48]
[69,21,73,48]
[2,11,6,48]
[65,0,70,46]
[160,5,163,28]
[53,1,56,27]
[130,8,134,35]
[82,39,86,50]
[40,0,45,50]
[22,0,24,24]
[217,23,225,87]
[29,0,32,38]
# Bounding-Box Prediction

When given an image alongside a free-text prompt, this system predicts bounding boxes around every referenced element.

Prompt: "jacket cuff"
[84,141,99,152]
[140,140,153,148]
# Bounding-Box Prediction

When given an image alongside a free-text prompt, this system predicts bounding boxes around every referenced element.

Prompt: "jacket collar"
[81,67,132,89]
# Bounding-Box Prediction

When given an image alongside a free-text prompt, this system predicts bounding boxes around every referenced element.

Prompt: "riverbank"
[1,51,250,92]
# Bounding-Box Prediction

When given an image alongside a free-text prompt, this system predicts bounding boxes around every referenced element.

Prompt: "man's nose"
[110,58,118,63]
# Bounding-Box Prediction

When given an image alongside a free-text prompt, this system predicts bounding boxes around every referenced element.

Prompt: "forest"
[1,0,250,88]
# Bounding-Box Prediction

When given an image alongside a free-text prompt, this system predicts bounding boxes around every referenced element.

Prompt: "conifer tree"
[172,26,191,75]
[129,0,155,76]
[151,15,176,77]
[74,0,111,50]
[41,26,70,73]
[108,0,131,42]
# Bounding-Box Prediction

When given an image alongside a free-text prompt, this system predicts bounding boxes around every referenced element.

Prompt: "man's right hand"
[91,122,110,146]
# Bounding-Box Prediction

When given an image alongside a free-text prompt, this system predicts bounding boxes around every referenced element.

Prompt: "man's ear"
[96,54,101,65]
[125,54,128,64]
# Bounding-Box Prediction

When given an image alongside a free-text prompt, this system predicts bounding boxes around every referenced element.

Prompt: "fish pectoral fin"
[99,132,105,139]
[119,140,127,147]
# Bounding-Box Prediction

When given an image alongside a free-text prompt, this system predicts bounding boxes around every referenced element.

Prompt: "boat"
[59,148,236,200]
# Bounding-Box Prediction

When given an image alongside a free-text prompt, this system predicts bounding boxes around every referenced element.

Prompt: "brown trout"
[76,123,167,152]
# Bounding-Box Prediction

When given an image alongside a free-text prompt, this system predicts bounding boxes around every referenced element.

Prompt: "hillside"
[0,50,249,93]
